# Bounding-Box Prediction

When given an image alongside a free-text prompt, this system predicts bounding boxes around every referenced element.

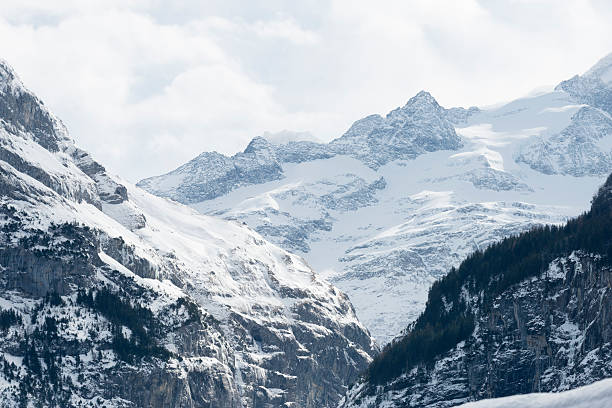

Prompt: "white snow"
[456,378,612,408]
[176,82,611,344]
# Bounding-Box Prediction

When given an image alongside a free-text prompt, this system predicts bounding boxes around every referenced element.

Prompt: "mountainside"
[340,173,612,407]
[0,60,376,407]
[138,53,612,344]
[456,378,612,408]
[556,53,612,115]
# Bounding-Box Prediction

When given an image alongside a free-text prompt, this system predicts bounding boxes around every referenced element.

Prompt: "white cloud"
[251,18,319,45]
[0,1,610,181]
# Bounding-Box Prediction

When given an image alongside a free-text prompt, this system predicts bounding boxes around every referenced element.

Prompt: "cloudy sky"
[1,0,611,181]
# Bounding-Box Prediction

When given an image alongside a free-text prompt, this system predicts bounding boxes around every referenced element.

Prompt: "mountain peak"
[398,90,442,112]
[386,90,444,122]
[408,90,438,105]
[584,52,612,84]
[0,59,69,152]
[243,135,275,153]
[0,59,20,81]
[555,52,612,115]
[0,59,31,102]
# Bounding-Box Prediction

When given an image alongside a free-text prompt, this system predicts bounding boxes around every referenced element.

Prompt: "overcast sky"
[1,0,612,181]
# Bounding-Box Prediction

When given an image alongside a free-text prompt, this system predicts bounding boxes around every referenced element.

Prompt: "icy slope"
[139,54,612,344]
[455,378,612,408]
[0,59,375,407]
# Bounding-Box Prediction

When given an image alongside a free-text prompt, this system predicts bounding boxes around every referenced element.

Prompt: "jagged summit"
[584,52,612,83]
[328,90,463,167]
[394,90,443,116]
[0,59,70,153]
[410,89,438,102]
[0,58,23,89]
[555,52,612,115]
[0,60,130,210]
[243,135,275,153]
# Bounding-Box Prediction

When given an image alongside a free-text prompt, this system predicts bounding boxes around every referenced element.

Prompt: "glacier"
[139,53,612,345]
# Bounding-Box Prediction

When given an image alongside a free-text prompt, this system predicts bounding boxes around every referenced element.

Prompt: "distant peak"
[0,58,15,76]
[414,90,434,99]
[406,90,439,106]
[244,136,274,153]
[584,52,612,83]
[385,90,443,121]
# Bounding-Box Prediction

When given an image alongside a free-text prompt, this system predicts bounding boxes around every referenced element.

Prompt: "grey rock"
[516,106,612,177]
[555,52,612,115]
[138,139,284,204]
[330,91,463,168]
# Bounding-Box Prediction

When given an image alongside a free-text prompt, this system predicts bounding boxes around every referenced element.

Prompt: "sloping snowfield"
[457,378,612,408]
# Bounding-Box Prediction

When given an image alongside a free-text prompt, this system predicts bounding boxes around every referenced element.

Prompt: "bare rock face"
[516,106,612,177]
[0,60,70,153]
[556,52,612,115]
[0,60,376,407]
[330,91,464,168]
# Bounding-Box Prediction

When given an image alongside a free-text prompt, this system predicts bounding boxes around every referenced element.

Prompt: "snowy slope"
[456,378,612,408]
[139,53,612,344]
[0,59,376,407]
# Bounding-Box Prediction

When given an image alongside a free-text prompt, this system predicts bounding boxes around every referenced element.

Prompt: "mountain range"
[1,51,611,408]
[139,53,612,345]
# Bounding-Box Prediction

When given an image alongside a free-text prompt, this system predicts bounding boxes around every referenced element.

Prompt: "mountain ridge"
[137,53,612,344]
[137,90,473,202]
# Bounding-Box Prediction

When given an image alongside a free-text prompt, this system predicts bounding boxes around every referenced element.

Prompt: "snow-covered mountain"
[0,60,376,407]
[139,53,612,344]
[340,172,612,407]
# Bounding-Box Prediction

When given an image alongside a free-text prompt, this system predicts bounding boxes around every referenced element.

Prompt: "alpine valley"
[139,53,612,346]
[2,47,612,408]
